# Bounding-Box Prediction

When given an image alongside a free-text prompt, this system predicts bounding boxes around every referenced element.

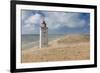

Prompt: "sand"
[21,35,90,63]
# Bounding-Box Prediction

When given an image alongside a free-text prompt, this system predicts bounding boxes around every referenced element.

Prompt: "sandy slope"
[22,35,90,63]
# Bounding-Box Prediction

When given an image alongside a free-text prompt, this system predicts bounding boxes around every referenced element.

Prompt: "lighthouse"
[40,19,48,48]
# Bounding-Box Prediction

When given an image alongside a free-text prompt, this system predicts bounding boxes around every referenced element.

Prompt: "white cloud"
[21,10,89,34]
[24,23,31,28]
[22,13,42,34]
[43,12,86,29]
[25,13,42,25]
[23,12,87,30]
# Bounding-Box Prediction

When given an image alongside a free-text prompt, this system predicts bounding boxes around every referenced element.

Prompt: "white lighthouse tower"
[40,19,48,48]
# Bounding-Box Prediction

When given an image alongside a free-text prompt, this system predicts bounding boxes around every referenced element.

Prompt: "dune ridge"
[22,34,90,63]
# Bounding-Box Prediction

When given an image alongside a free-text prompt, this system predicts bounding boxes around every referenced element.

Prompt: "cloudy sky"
[21,10,90,34]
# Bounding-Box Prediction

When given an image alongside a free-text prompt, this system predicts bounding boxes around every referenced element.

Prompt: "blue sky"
[21,10,90,34]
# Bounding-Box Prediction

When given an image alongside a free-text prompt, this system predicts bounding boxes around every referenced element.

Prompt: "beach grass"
[21,34,90,63]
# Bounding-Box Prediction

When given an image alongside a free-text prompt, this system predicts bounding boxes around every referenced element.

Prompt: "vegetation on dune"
[22,35,90,63]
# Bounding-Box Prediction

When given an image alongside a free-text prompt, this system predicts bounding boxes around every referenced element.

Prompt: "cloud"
[21,10,90,34]
[43,12,87,29]
[25,13,42,25]
[22,13,43,34]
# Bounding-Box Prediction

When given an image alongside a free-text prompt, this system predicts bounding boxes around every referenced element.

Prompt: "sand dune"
[22,35,90,63]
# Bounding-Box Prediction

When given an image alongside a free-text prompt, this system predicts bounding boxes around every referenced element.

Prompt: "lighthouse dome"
[41,20,46,27]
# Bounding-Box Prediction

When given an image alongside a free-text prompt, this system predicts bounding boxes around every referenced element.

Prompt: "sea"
[21,34,64,49]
